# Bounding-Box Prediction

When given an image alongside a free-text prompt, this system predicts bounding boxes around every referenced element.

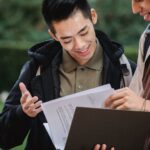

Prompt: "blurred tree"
[0,0,148,45]
[0,0,49,42]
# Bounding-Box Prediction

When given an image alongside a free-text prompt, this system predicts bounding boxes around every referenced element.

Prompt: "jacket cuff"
[16,105,32,121]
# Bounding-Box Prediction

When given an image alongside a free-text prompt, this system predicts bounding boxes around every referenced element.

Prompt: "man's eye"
[63,40,72,44]
[80,31,88,36]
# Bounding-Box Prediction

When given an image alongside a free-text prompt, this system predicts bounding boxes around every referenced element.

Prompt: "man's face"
[132,0,150,21]
[50,9,97,65]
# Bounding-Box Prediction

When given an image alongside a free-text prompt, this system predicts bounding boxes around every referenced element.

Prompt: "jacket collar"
[28,40,62,66]
[95,29,124,63]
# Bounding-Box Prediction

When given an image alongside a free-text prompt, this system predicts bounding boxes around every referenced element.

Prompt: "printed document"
[42,84,114,150]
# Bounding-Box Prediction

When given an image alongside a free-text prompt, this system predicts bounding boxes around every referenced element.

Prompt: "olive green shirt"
[59,39,103,97]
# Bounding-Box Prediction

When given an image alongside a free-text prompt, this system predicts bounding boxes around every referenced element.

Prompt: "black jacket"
[0,30,136,150]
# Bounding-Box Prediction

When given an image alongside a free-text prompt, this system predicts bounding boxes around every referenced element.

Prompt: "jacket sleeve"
[0,60,37,149]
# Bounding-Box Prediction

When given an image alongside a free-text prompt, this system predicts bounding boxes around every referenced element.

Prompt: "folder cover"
[65,107,150,150]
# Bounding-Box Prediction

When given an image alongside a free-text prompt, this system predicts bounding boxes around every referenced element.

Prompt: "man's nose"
[132,1,141,14]
[74,37,85,50]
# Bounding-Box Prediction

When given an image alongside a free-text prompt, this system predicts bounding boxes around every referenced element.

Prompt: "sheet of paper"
[42,84,114,150]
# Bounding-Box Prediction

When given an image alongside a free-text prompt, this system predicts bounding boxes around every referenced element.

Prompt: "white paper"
[42,84,114,150]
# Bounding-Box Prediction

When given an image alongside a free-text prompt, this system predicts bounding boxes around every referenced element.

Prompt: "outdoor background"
[0,0,148,149]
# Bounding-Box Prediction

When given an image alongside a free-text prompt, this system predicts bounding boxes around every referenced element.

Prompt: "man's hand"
[19,82,42,117]
[94,144,115,150]
[105,87,145,111]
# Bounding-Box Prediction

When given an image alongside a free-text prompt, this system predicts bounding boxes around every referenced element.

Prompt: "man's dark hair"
[42,0,92,33]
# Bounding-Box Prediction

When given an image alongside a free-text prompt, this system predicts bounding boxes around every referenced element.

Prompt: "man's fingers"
[25,104,42,117]
[101,144,107,150]
[111,147,115,150]
[94,144,100,150]
[19,83,42,118]
[36,107,43,114]
[20,91,29,104]
[23,96,39,110]
[19,82,28,95]
[94,144,115,150]
[34,100,42,109]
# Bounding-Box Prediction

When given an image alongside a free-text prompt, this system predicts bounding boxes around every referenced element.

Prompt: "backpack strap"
[119,54,133,87]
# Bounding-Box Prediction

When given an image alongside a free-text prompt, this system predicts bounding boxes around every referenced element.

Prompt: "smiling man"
[49,9,97,66]
[0,0,136,150]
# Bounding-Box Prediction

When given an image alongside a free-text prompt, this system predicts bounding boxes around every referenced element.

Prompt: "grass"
[0,100,4,112]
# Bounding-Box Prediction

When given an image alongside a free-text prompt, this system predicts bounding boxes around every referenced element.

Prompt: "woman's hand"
[105,87,145,111]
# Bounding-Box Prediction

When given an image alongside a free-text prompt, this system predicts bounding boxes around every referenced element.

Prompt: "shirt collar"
[62,50,78,72]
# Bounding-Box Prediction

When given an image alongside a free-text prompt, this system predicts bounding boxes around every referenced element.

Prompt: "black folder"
[65,107,150,150]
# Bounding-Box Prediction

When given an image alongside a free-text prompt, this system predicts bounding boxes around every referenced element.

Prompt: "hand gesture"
[19,82,42,117]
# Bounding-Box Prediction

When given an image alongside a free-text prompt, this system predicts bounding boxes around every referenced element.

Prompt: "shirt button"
[80,67,85,71]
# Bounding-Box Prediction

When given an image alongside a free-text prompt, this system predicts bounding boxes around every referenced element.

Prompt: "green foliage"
[0,0,49,42]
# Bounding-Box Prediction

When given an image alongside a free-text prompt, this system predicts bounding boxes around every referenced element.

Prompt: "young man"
[0,0,135,149]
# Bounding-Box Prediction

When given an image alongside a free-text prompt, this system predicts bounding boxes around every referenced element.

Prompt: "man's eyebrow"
[78,25,88,34]
[60,36,72,40]
[60,25,88,40]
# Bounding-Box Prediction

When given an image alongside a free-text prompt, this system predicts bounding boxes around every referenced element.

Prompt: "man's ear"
[48,29,59,41]
[91,8,98,25]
